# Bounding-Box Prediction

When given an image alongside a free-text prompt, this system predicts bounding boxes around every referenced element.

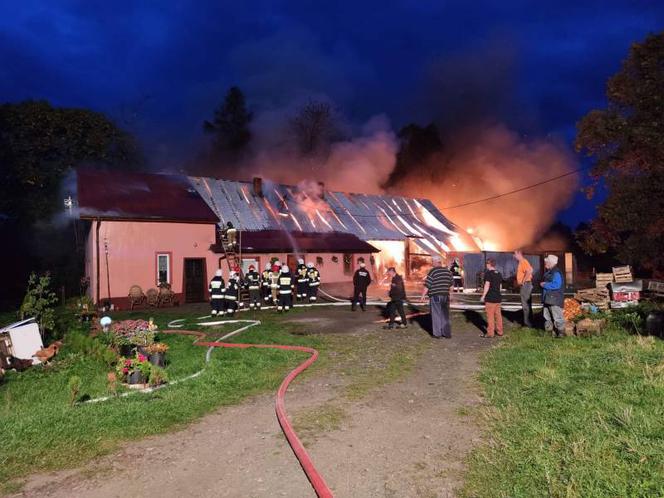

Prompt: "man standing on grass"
[480,258,503,338]
[420,255,454,339]
[514,250,534,327]
[383,267,407,330]
[351,258,372,311]
[541,254,566,338]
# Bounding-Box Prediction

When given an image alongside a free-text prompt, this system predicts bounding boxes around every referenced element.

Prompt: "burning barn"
[76,169,474,307]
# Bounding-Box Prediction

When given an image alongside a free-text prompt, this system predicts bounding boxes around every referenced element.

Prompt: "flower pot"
[137,346,149,356]
[149,352,165,367]
[119,344,133,357]
[646,311,664,338]
[127,371,146,385]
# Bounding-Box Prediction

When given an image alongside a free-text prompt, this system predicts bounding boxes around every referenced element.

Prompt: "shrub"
[65,330,117,367]
[148,365,168,386]
[19,272,58,337]
[67,376,81,407]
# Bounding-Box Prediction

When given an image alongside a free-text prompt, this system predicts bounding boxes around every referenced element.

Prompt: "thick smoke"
[391,124,578,250]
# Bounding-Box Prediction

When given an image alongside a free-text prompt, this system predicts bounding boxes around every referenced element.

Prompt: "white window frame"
[157,253,171,285]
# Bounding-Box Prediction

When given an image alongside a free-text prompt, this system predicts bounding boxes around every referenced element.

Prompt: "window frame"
[156,252,173,285]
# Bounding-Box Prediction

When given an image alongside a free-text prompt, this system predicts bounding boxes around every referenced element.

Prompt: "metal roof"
[189,177,468,253]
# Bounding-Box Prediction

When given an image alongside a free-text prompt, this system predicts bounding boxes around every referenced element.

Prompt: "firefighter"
[277,265,294,312]
[270,261,281,304]
[234,266,244,308]
[224,271,240,317]
[245,264,262,310]
[307,262,321,302]
[352,259,372,311]
[209,269,225,316]
[296,258,308,301]
[262,263,272,303]
[450,257,463,292]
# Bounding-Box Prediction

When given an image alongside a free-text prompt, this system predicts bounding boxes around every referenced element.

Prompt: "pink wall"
[85,220,376,306]
[87,220,219,305]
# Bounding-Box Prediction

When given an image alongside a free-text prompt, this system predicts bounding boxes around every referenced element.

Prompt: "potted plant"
[116,353,151,385]
[145,342,169,367]
[148,365,168,386]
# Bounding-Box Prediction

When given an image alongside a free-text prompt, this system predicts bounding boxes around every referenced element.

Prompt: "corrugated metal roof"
[188,177,467,252]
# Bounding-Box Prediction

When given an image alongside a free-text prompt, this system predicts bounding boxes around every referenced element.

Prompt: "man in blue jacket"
[540,254,566,337]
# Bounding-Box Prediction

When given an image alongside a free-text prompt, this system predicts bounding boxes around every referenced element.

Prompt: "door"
[183,258,206,303]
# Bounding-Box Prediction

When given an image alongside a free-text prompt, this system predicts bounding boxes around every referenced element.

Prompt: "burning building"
[76,168,474,307]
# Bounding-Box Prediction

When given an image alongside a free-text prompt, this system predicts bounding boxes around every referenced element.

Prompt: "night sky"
[2,1,663,227]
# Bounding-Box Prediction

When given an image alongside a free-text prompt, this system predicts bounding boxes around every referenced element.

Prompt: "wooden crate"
[595,273,614,288]
[576,318,606,337]
[647,280,664,296]
[612,265,633,283]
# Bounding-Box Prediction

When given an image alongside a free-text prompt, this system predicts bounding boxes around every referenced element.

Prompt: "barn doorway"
[286,254,298,274]
[183,258,206,303]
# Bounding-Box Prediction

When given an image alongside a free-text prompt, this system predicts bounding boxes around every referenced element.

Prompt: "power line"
[440,166,588,210]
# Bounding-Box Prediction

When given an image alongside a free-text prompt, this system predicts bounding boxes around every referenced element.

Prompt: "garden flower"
[138,354,147,362]
[122,367,129,374]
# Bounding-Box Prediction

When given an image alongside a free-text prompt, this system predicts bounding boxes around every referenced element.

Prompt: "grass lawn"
[463,326,664,498]
[0,306,322,492]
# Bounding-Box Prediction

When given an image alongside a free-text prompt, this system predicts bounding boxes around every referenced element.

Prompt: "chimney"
[317,181,325,200]
[253,177,263,197]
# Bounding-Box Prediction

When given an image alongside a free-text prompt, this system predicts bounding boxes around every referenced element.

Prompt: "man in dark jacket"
[351,259,372,311]
[208,269,225,316]
[261,263,272,303]
[384,267,407,329]
[245,264,262,310]
[540,254,566,337]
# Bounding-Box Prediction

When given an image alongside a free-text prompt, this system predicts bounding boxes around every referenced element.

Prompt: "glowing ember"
[369,240,406,277]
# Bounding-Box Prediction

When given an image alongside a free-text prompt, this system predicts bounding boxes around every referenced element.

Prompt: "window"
[343,253,354,275]
[157,253,171,285]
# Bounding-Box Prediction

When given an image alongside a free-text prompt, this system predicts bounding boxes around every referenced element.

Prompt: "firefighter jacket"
[389,274,406,300]
[209,276,225,299]
[224,278,240,301]
[307,268,321,287]
[261,270,270,287]
[353,267,372,289]
[278,272,294,294]
[245,270,261,290]
[297,264,308,283]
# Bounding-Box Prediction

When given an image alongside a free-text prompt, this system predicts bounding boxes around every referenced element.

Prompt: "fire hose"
[160,327,334,498]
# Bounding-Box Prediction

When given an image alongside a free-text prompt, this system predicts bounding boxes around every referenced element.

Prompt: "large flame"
[369,240,406,277]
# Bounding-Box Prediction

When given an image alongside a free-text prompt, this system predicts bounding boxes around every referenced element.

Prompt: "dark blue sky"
[2,1,663,226]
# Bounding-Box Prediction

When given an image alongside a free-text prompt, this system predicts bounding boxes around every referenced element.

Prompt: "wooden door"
[183,258,206,303]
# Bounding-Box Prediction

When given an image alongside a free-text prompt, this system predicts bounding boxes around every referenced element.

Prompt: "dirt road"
[14,308,499,498]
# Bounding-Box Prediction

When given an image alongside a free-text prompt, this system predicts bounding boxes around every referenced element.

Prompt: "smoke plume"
[390,123,578,250]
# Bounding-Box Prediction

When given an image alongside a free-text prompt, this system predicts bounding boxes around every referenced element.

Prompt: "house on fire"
[76,168,475,307]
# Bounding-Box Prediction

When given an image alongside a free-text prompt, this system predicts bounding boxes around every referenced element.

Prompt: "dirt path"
[13,309,499,498]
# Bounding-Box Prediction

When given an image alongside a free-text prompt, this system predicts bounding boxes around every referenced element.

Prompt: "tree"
[575,33,664,276]
[385,123,442,187]
[289,100,339,157]
[203,86,253,158]
[0,100,143,223]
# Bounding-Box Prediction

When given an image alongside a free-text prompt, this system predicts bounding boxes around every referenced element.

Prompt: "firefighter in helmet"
[277,265,295,312]
[296,258,308,302]
[224,271,240,317]
[209,269,225,316]
[307,262,321,302]
[245,264,262,310]
[261,263,271,303]
[270,261,281,304]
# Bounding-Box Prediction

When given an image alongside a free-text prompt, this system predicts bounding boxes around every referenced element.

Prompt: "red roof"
[225,230,379,253]
[77,168,218,223]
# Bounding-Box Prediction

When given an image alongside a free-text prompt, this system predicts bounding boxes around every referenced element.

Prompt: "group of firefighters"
[208,259,321,316]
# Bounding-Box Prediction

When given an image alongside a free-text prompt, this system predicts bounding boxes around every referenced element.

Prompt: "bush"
[19,272,58,336]
[67,376,81,407]
[64,330,117,367]
[609,302,664,334]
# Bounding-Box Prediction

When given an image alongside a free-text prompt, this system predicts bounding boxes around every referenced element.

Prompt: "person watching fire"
[540,254,566,338]
[480,258,503,338]
[351,258,372,311]
[296,258,308,302]
[245,264,262,310]
[384,267,407,330]
[420,255,453,338]
[209,269,225,316]
[514,250,534,327]
[306,262,321,302]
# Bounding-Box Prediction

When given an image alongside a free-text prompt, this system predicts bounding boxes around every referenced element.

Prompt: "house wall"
[87,220,219,308]
[85,220,375,309]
